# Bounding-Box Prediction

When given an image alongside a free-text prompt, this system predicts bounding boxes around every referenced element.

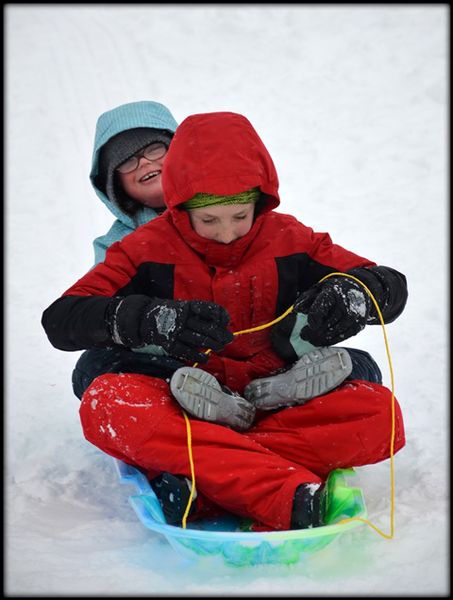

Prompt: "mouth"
[139,170,161,183]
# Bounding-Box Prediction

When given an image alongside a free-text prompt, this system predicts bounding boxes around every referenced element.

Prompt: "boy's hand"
[109,296,233,363]
[295,277,371,346]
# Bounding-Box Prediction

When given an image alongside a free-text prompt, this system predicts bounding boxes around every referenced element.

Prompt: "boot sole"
[244,347,353,410]
[170,367,255,431]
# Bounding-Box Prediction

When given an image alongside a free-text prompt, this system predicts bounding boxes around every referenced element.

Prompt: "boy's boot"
[290,482,327,529]
[244,347,352,410]
[170,367,256,431]
[151,472,196,525]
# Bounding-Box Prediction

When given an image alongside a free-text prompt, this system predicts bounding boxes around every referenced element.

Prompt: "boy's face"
[188,203,255,244]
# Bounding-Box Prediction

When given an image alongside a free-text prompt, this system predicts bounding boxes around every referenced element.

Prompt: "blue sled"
[114,459,367,566]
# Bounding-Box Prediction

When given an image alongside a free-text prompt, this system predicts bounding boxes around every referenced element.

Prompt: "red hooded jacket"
[57,112,375,393]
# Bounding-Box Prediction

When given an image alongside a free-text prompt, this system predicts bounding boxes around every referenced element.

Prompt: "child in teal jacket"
[90,100,178,264]
[72,100,184,398]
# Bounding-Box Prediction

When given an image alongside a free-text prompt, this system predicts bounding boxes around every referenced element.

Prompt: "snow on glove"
[296,276,371,346]
[108,295,234,363]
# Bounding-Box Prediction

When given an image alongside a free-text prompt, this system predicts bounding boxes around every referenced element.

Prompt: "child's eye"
[201,219,216,224]
[234,215,247,221]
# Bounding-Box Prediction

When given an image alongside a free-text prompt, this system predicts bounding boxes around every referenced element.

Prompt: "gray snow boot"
[244,347,353,410]
[170,367,256,431]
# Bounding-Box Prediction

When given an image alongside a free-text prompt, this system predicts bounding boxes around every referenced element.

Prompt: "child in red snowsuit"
[42,111,407,531]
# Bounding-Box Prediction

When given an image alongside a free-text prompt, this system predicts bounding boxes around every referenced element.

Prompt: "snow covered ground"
[6,4,449,596]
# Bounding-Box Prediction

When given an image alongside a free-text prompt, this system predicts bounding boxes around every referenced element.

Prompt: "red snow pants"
[79,373,405,531]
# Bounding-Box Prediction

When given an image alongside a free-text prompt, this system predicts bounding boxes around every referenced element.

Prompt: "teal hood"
[90,101,178,229]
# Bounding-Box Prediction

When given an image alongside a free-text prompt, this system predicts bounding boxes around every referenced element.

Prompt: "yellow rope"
[232,303,296,336]
[318,272,396,539]
[181,272,396,539]
[181,411,197,529]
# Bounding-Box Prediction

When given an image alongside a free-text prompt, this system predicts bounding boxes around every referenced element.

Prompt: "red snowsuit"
[62,112,404,530]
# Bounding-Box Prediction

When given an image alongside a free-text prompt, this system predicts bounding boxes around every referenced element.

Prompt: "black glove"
[272,265,407,361]
[108,295,234,363]
[295,276,371,346]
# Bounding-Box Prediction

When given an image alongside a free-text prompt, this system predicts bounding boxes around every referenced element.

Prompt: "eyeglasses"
[116,142,168,174]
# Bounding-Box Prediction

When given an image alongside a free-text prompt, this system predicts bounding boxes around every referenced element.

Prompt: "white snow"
[6,4,448,596]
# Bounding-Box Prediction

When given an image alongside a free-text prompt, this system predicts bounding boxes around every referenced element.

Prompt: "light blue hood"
[90,101,178,231]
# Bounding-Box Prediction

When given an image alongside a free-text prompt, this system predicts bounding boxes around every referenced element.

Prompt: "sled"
[114,459,368,566]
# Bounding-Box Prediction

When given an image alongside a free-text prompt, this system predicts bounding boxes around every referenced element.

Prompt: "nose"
[216,229,237,244]
[138,154,156,166]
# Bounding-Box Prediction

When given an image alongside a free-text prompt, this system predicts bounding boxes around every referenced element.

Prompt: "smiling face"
[118,151,167,209]
[187,203,255,244]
